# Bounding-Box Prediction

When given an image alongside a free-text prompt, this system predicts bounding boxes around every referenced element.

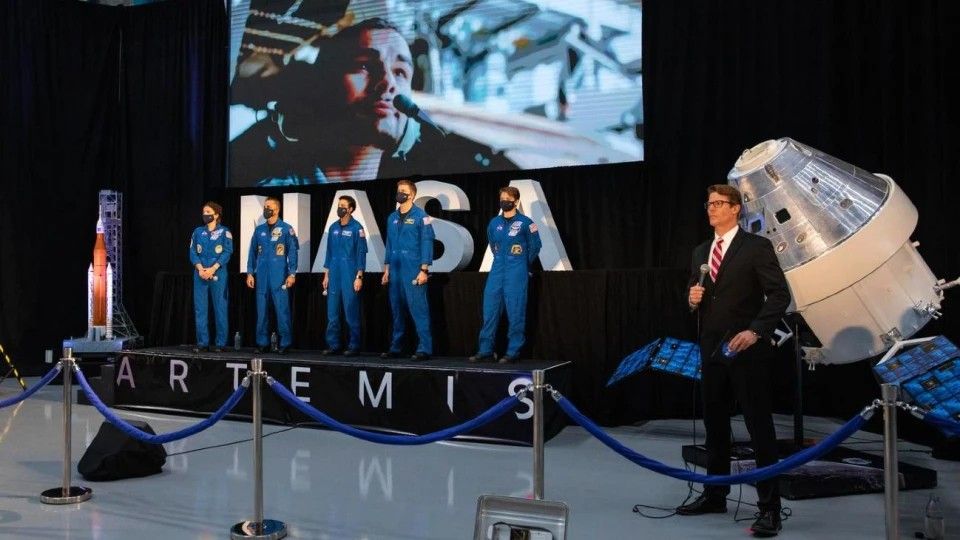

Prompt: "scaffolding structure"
[98,190,139,340]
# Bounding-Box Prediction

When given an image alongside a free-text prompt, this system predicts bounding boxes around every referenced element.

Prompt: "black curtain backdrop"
[644,0,960,273]
[4,0,960,450]
[1,0,226,371]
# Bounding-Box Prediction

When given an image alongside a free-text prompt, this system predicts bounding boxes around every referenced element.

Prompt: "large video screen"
[228,0,642,186]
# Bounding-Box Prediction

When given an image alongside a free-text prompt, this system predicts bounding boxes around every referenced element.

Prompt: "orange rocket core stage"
[92,228,107,326]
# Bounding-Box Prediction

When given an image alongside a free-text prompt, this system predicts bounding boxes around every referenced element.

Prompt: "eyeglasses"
[704,200,735,209]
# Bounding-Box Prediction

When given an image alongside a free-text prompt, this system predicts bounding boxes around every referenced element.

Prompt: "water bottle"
[925,494,945,539]
[233,331,241,351]
[270,332,278,352]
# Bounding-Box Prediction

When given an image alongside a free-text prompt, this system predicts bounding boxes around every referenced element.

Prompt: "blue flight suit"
[478,214,542,357]
[189,224,233,347]
[247,220,299,348]
[385,205,435,354]
[324,217,368,351]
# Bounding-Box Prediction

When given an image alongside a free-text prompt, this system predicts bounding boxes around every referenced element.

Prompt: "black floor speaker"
[78,420,167,481]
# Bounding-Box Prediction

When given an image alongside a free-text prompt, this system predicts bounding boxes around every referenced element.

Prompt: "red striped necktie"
[709,237,724,282]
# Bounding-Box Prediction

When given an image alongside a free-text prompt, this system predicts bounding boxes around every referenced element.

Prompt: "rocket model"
[87,207,114,340]
[66,190,138,353]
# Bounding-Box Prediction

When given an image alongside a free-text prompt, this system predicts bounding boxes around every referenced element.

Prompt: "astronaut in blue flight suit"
[190,201,233,353]
[245,196,299,354]
[322,195,368,356]
[470,187,542,364]
[381,179,435,360]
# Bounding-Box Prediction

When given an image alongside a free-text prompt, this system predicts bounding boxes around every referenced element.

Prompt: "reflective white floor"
[2,379,958,539]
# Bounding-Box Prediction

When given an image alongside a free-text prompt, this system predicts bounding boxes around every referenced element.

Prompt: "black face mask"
[500,200,516,212]
[202,214,215,224]
[263,208,275,219]
[396,192,409,204]
[337,207,349,218]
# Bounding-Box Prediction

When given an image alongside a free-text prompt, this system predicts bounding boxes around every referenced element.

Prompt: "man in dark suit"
[677,184,791,538]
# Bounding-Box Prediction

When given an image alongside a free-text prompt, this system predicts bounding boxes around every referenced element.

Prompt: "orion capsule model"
[728,138,948,365]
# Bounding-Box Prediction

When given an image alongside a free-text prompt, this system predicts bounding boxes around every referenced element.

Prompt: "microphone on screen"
[393,94,446,137]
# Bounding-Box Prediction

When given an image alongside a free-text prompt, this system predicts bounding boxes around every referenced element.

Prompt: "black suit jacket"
[688,229,791,361]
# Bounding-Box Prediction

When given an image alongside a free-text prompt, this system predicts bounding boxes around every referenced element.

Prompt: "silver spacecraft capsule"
[727,138,944,365]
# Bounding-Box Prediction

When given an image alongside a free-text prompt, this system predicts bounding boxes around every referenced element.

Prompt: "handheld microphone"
[393,94,446,137]
[690,264,709,314]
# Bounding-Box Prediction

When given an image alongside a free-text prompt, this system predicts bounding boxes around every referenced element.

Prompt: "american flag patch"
[423,216,432,225]
[529,223,538,233]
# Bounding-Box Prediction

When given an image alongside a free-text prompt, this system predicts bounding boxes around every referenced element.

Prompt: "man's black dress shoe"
[321,349,340,356]
[676,494,727,515]
[498,355,519,364]
[277,347,289,355]
[381,351,400,359]
[750,510,782,537]
[411,352,430,361]
[342,350,358,357]
[468,353,494,363]
[192,346,208,353]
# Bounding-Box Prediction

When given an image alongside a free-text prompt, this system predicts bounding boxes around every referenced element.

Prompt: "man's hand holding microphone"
[689,264,709,310]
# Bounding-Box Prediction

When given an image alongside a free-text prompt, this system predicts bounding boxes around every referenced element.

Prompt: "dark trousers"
[700,340,781,511]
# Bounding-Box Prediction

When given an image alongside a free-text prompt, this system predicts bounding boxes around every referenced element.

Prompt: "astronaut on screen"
[230,17,515,186]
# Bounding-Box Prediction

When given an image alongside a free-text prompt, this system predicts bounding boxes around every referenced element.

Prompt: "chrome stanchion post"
[40,347,92,504]
[532,370,545,501]
[231,358,286,540]
[881,383,900,540]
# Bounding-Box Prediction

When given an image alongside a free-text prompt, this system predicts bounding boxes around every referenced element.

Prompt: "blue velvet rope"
[0,365,62,408]
[269,378,520,445]
[922,411,960,437]
[74,367,248,445]
[556,394,869,485]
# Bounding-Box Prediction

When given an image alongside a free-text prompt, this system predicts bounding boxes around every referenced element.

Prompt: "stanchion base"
[230,519,287,539]
[40,486,93,505]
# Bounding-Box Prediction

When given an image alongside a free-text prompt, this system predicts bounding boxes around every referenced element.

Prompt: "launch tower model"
[64,190,141,354]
